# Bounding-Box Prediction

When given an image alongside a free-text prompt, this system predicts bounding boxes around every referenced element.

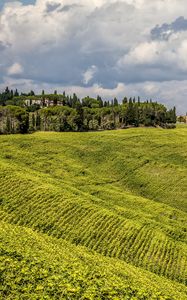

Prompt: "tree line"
[0,87,176,134]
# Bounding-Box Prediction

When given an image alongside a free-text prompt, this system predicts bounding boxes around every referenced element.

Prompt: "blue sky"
[0,0,35,9]
[0,0,187,114]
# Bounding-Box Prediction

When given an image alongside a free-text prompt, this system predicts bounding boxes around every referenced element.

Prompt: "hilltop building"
[25,98,63,108]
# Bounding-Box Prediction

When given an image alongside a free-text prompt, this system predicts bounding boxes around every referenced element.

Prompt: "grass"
[0,126,187,298]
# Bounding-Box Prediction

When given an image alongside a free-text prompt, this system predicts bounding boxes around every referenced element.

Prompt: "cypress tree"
[123,97,128,104]
[14,89,19,97]
[114,98,118,106]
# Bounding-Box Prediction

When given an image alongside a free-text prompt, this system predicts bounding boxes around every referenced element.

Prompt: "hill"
[1,221,187,299]
[0,126,187,299]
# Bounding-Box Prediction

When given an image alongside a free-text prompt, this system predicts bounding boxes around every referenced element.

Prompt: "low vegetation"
[0,127,186,298]
[1,221,187,299]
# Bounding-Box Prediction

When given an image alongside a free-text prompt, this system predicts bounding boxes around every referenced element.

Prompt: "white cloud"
[118,32,187,73]
[119,41,164,65]
[0,0,187,112]
[177,40,187,70]
[83,65,97,84]
[7,62,23,75]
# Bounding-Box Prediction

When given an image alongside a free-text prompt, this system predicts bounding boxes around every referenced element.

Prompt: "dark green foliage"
[0,106,29,134]
[31,101,176,133]
[27,103,41,112]
[0,88,177,133]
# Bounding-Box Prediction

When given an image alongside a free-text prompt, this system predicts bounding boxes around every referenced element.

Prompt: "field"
[0,126,187,299]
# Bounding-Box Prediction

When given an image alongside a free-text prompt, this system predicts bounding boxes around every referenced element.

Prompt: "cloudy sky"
[0,0,187,113]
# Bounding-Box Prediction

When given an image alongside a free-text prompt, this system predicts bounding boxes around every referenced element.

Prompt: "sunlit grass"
[0,127,187,299]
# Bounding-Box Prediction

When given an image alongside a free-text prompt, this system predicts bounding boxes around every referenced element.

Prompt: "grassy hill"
[1,221,187,300]
[0,126,187,299]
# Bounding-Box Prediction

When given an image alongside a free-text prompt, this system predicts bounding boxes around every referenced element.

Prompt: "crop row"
[0,166,186,285]
[1,220,187,300]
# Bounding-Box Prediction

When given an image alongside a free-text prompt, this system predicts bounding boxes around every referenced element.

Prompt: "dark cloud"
[60,4,83,12]
[0,42,6,51]
[151,16,187,40]
[1,0,187,113]
[46,2,61,13]
[0,41,11,52]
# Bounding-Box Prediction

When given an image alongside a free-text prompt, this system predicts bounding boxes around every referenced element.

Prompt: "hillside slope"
[1,221,187,299]
[0,127,187,298]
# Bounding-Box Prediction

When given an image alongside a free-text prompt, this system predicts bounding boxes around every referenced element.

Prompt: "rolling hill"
[0,126,187,299]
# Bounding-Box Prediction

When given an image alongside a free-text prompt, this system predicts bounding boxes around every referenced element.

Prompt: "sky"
[0,0,187,114]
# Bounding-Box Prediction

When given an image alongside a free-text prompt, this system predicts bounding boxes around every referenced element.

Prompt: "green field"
[0,127,187,299]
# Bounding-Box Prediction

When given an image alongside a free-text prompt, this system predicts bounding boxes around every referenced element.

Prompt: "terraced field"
[0,126,187,299]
